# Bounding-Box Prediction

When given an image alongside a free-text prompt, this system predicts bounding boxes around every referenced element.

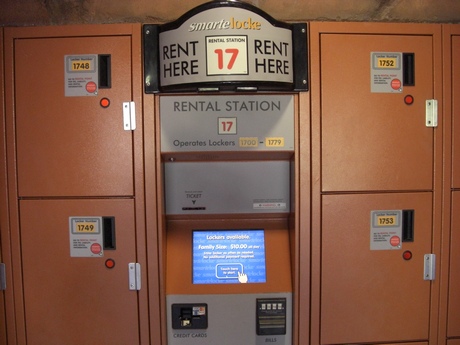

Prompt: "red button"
[404,95,414,105]
[403,250,412,260]
[100,98,110,108]
[105,259,116,269]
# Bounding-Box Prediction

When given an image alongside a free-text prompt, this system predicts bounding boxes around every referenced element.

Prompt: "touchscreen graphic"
[193,230,266,284]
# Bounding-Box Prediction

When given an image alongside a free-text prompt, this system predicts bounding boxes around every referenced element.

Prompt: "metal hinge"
[0,263,6,290]
[128,263,141,290]
[423,254,436,281]
[123,101,136,131]
[426,100,438,128]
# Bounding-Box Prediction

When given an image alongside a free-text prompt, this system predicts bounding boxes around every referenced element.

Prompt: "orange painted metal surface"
[3,24,149,344]
[452,36,460,189]
[14,34,134,197]
[320,33,434,192]
[448,192,460,337]
[19,199,140,344]
[0,27,8,345]
[310,22,443,345]
[321,192,432,344]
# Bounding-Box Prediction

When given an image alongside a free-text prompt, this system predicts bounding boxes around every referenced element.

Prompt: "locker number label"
[71,59,94,72]
[370,210,402,250]
[65,55,98,97]
[70,218,101,234]
[376,215,397,226]
[69,217,103,257]
[371,52,402,93]
[376,57,397,69]
[66,55,96,73]
[75,221,97,233]
[206,36,248,76]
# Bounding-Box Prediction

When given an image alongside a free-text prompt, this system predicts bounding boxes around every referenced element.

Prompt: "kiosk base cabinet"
[167,294,292,345]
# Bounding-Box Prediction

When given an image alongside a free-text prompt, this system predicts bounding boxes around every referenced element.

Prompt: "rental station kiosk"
[143,2,307,344]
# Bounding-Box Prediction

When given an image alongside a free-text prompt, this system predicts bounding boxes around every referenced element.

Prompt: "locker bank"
[0,1,459,345]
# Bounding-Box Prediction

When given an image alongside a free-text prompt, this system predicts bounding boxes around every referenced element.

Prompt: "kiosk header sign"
[144,1,308,92]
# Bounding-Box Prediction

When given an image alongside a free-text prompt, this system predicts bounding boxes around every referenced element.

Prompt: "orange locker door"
[4,25,146,344]
[448,31,460,341]
[447,30,460,345]
[14,34,134,197]
[19,199,139,344]
[311,23,441,345]
[321,193,432,344]
[448,193,460,337]
[0,26,7,345]
[320,33,434,192]
[453,35,460,189]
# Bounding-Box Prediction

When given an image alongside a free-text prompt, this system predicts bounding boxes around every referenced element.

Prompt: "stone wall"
[1,0,460,26]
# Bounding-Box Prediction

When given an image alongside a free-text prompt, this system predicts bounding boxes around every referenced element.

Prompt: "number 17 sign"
[206,35,248,76]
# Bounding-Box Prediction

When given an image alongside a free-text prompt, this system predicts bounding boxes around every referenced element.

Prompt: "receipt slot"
[160,94,295,345]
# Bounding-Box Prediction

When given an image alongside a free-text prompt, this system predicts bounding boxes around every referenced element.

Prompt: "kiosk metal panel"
[164,160,290,214]
[160,95,294,154]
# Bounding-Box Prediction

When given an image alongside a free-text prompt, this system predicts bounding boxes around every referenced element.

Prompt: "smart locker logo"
[188,17,262,32]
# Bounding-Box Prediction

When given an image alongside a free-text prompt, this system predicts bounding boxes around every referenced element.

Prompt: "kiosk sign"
[160,95,294,153]
[160,6,292,86]
[144,1,308,92]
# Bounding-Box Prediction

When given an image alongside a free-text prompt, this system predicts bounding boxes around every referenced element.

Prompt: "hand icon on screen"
[238,271,248,283]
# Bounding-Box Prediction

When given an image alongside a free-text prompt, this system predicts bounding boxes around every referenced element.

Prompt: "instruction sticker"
[370,210,402,250]
[64,55,98,97]
[69,217,104,257]
[370,52,403,93]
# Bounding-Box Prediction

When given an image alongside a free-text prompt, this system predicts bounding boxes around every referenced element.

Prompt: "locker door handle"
[123,102,136,131]
[128,263,141,290]
[426,100,438,127]
[423,254,436,281]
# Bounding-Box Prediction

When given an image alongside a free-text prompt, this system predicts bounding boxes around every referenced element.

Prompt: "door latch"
[423,254,436,281]
[123,101,136,131]
[426,100,438,128]
[128,263,141,290]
